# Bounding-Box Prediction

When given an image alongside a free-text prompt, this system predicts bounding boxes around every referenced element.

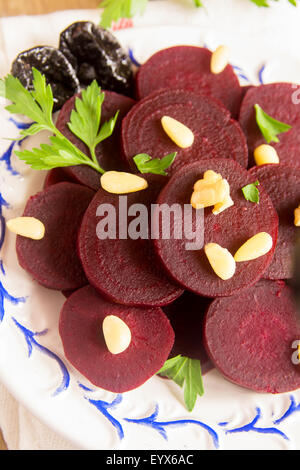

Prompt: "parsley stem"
[54,127,105,175]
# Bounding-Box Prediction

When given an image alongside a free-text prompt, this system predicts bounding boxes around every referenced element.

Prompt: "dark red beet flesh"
[163,291,213,375]
[56,90,135,190]
[239,83,300,168]
[250,164,300,280]
[204,279,300,393]
[122,89,248,176]
[43,167,77,188]
[154,158,278,297]
[16,182,94,290]
[78,175,183,307]
[136,46,242,118]
[59,285,175,392]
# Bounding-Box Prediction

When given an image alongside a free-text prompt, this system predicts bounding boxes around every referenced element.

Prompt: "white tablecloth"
[0,383,78,449]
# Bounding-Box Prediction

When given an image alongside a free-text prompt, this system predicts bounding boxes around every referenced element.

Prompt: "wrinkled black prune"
[11,46,80,111]
[59,22,134,97]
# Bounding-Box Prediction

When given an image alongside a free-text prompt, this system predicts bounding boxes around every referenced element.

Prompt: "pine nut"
[294,205,300,227]
[203,170,222,183]
[210,45,230,74]
[191,170,233,214]
[254,144,279,166]
[234,232,273,262]
[101,171,148,194]
[6,217,45,240]
[212,195,234,215]
[161,116,194,148]
[204,243,236,280]
[102,315,131,355]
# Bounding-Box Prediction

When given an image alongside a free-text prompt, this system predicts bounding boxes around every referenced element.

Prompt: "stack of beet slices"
[249,164,300,280]
[14,43,300,397]
[153,158,278,298]
[78,174,183,307]
[239,83,299,168]
[136,46,242,118]
[59,286,175,392]
[122,89,248,175]
[204,280,300,393]
[56,90,136,190]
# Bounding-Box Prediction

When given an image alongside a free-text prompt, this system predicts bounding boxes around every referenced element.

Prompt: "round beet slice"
[249,164,300,280]
[163,291,213,375]
[153,158,278,297]
[239,83,299,168]
[121,89,248,176]
[59,285,175,392]
[204,279,300,393]
[43,167,77,188]
[16,182,95,290]
[56,90,135,190]
[78,174,183,307]
[136,46,242,118]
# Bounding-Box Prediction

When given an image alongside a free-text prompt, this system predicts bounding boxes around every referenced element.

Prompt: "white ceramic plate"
[1,0,300,450]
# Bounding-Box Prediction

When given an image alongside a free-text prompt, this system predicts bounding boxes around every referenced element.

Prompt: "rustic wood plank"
[0,429,7,450]
[0,0,100,17]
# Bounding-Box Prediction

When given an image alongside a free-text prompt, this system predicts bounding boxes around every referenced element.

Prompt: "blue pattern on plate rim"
[0,57,299,449]
[86,393,124,440]
[124,403,219,448]
[258,64,266,84]
[0,261,26,323]
[12,317,70,396]
[219,407,289,441]
[0,118,32,176]
[0,193,8,252]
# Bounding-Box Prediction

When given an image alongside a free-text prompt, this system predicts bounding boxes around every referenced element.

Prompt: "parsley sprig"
[157,355,204,412]
[241,180,260,203]
[133,152,177,176]
[99,0,296,29]
[99,0,202,28]
[254,104,292,144]
[0,68,119,174]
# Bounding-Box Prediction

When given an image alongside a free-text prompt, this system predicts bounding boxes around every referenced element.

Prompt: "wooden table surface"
[0,0,100,17]
[0,0,104,451]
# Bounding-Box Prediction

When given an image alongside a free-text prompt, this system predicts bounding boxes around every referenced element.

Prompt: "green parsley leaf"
[67,80,119,164]
[250,0,297,5]
[254,104,292,143]
[15,135,88,170]
[241,180,260,203]
[157,355,204,412]
[133,152,177,176]
[250,0,269,6]
[99,0,148,28]
[98,0,296,29]
[0,69,120,174]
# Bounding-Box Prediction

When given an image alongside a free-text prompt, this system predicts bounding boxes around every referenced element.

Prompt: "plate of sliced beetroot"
[1,5,300,450]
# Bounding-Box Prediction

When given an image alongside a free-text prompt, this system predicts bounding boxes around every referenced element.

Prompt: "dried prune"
[11,46,80,111]
[59,22,134,96]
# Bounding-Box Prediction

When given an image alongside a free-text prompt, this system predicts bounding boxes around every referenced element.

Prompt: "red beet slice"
[249,164,300,280]
[16,182,94,290]
[163,291,213,375]
[78,174,183,307]
[204,279,300,393]
[136,46,242,118]
[153,158,278,297]
[59,285,175,392]
[56,90,136,190]
[239,83,299,168]
[122,89,248,176]
[43,167,77,188]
